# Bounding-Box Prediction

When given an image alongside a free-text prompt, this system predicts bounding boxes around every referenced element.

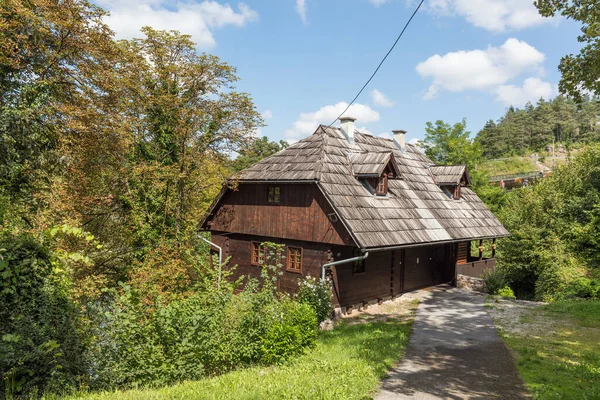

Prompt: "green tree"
[420,119,482,170]
[231,136,288,172]
[535,0,600,102]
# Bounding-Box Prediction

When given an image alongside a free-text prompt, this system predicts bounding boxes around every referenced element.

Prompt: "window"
[352,249,366,274]
[267,186,280,203]
[251,242,265,265]
[375,175,388,196]
[287,246,302,273]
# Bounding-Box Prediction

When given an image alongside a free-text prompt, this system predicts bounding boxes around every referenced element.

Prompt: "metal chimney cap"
[392,129,407,134]
[339,116,357,122]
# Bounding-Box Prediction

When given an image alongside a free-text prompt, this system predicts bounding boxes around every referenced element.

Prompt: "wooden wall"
[206,183,355,246]
[210,233,330,295]
[209,234,459,308]
[331,246,392,307]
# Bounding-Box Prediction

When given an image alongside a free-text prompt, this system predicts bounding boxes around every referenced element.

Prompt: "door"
[403,247,436,291]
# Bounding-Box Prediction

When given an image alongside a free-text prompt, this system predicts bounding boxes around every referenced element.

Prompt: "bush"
[497,286,516,300]
[91,248,319,390]
[483,268,508,295]
[297,276,333,324]
[0,233,88,398]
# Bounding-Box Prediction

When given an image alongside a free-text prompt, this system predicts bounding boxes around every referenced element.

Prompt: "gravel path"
[376,285,530,400]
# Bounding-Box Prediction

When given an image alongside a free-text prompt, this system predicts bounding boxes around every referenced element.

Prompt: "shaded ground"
[376,285,530,400]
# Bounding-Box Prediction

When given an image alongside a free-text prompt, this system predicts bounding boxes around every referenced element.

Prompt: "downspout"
[200,236,223,290]
[321,252,369,280]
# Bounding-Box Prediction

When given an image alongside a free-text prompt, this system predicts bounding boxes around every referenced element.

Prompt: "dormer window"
[375,175,388,196]
[353,152,399,197]
[430,165,470,201]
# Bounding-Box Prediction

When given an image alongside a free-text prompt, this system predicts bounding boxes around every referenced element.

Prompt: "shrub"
[497,286,516,300]
[0,233,88,398]
[297,276,333,324]
[91,245,319,390]
[483,268,508,295]
[260,299,317,365]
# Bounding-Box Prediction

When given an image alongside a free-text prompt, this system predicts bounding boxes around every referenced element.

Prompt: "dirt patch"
[486,296,553,337]
[343,296,419,325]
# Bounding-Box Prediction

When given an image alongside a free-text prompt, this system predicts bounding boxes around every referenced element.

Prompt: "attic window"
[267,186,280,203]
[375,175,388,196]
[442,185,461,200]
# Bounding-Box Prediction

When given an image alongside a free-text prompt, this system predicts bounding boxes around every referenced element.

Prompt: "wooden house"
[200,117,509,310]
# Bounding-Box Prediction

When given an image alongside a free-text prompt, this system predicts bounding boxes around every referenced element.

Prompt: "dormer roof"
[352,152,399,178]
[430,165,471,186]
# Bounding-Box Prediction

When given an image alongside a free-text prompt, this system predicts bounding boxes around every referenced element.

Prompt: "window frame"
[251,241,265,266]
[286,246,303,273]
[267,186,281,203]
[352,249,366,275]
[375,175,388,196]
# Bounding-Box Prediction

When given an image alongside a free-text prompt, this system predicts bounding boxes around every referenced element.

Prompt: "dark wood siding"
[403,244,454,291]
[333,246,392,307]
[211,233,330,295]
[206,183,354,246]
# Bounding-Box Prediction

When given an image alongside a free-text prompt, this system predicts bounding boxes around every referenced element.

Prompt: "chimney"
[393,129,407,152]
[339,116,357,145]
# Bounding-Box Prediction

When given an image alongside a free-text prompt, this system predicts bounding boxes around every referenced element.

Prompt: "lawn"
[62,301,417,400]
[490,299,600,400]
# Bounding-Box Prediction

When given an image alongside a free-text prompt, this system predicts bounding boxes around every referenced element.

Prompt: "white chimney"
[339,116,356,145]
[393,129,407,152]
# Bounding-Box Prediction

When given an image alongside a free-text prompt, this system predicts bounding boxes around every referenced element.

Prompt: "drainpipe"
[200,236,223,290]
[321,252,369,280]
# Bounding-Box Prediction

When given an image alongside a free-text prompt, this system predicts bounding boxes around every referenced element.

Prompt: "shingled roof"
[430,165,470,185]
[230,125,509,249]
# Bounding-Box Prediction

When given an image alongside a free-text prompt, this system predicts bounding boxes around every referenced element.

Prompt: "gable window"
[267,186,280,203]
[286,246,302,273]
[251,242,265,265]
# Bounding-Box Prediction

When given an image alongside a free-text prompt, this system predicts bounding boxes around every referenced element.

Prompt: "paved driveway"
[376,285,530,399]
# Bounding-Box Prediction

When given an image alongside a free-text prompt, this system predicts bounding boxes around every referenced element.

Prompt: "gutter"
[199,236,223,290]
[322,252,369,280]
[364,235,510,253]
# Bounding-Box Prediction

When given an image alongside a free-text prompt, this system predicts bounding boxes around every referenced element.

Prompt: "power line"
[328,0,425,127]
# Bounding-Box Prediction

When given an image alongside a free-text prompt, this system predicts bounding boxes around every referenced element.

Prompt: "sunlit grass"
[500,300,600,399]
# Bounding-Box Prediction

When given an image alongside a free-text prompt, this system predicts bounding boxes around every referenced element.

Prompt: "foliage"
[296,275,334,324]
[0,233,88,398]
[496,286,516,300]
[419,119,482,171]
[497,145,600,301]
[483,268,508,296]
[64,306,417,400]
[91,243,317,390]
[535,1,600,104]
[500,300,600,399]
[476,97,600,158]
[231,136,288,172]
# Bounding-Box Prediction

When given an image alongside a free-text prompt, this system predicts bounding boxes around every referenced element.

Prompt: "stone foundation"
[457,274,486,293]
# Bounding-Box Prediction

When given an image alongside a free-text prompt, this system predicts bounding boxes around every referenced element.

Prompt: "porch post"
[478,239,483,260]
[492,238,497,258]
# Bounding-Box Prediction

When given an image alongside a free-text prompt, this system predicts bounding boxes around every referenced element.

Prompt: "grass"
[499,300,600,399]
[478,157,537,176]
[62,303,416,400]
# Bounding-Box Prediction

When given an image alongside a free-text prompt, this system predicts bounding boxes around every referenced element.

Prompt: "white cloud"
[369,0,391,6]
[416,38,545,99]
[284,102,380,141]
[262,110,273,119]
[495,78,557,106]
[424,0,550,32]
[97,0,258,48]
[296,0,307,25]
[371,89,395,107]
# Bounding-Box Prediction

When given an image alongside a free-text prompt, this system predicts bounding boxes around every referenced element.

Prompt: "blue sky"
[95,0,582,144]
